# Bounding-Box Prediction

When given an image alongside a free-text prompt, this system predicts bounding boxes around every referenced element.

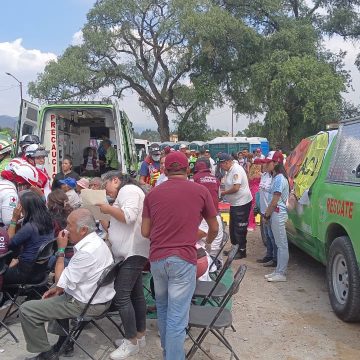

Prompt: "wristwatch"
[55,251,65,258]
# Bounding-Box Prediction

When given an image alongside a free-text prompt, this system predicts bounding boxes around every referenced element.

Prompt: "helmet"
[25,144,49,158]
[19,134,40,150]
[4,158,39,186]
[0,139,12,155]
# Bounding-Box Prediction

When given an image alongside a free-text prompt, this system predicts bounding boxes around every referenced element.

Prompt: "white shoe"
[264,272,276,279]
[110,339,139,359]
[267,274,287,282]
[115,336,146,348]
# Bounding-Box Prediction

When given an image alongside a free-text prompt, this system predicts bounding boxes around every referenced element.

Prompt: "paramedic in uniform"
[102,140,119,172]
[139,144,161,187]
[218,153,252,260]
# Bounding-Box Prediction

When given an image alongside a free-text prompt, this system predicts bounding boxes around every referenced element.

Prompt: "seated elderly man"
[20,208,115,360]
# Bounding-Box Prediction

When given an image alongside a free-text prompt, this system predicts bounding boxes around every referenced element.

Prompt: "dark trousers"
[229,201,252,250]
[112,255,148,339]
[3,262,47,285]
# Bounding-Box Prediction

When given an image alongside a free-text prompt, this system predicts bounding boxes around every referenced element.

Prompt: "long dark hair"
[20,191,53,235]
[47,189,73,225]
[274,162,290,185]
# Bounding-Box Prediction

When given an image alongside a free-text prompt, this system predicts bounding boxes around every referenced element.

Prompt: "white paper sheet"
[80,189,110,221]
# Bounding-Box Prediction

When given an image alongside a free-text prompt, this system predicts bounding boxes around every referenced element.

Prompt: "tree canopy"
[28,0,360,148]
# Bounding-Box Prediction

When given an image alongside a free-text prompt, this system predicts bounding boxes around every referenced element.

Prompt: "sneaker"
[115,335,146,348]
[110,339,139,360]
[116,337,146,349]
[256,256,272,264]
[267,274,287,282]
[264,272,276,279]
[263,260,277,268]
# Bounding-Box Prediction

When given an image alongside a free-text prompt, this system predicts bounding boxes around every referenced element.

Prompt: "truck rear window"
[327,122,360,185]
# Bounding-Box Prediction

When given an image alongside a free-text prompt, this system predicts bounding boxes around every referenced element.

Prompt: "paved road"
[1,229,360,359]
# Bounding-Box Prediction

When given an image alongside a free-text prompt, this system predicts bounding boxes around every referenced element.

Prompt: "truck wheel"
[327,236,360,322]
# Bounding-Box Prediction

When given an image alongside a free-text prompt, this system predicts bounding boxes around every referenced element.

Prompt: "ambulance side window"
[327,122,360,185]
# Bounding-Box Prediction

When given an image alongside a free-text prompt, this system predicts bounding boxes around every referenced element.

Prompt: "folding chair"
[57,259,123,360]
[186,264,247,360]
[2,239,56,324]
[0,250,18,342]
[193,244,239,306]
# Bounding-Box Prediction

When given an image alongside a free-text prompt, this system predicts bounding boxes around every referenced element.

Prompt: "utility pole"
[5,72,23,102]
[231,105,234,137]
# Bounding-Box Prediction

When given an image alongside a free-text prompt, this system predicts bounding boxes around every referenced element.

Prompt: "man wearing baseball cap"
[59,178,81,209]
[139,143,161,187]
[141,151,218,360]
[218,152,252,259]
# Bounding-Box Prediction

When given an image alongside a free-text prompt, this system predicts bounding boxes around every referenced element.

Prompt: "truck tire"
[327,236,360,322]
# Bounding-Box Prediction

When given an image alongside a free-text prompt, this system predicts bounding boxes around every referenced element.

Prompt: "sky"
[0,1,360,134]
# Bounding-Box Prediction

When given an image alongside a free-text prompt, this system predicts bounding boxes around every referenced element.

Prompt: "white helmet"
[25,144,49,158]
[6,158,39,187]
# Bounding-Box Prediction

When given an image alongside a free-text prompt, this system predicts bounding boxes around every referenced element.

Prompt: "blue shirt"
[9,222,54,263]
[269,174,289,213]
[139,161,160,177]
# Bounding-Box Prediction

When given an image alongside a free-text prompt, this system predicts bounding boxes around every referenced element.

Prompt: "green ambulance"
[286,118,360,322]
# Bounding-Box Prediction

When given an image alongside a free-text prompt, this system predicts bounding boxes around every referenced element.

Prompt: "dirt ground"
[1,228,360,360]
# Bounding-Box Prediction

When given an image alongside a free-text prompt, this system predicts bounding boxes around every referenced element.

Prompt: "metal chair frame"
[186,264,247,360]
[2,239,57,326]
[57,259,124,360]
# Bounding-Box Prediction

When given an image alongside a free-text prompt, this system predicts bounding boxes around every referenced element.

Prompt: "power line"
[0,85,19,92]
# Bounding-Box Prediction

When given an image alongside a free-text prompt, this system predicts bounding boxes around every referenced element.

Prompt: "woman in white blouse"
[98,171,149,359]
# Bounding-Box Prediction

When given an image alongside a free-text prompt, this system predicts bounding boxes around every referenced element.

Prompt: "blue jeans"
[263,218,277,261]
[270,212,289,275]
[151,256,196,360]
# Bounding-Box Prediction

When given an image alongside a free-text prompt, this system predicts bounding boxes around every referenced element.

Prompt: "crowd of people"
[0,136,290,360]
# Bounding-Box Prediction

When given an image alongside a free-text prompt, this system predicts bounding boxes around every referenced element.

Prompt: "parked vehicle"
[135,139,150,162]
[16,99,137,178]
[286,119,360,322]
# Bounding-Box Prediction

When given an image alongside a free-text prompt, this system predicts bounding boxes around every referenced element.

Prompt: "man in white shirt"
[204,150,216,175]
[254,148,265,160]
[20,208,115,360]
[219,153,252,259]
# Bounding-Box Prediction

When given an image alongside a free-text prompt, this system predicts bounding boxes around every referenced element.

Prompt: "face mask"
[152,155,160,162]
[36,164,45,170]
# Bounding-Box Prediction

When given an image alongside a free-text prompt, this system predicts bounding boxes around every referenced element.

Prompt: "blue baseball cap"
[59,177,77,188]
[217,153,232,163]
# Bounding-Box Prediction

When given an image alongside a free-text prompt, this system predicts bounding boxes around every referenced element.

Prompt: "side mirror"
[351,164,360,178]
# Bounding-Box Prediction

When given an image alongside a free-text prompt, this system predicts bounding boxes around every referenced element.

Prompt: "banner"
[294,132,329,199]
[285,137,312,190]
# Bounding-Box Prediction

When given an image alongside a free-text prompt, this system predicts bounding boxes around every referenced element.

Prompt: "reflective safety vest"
[144,157,160,187]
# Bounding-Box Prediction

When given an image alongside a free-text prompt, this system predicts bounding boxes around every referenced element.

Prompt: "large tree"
[28,0,244,141]
[195,1,354,149]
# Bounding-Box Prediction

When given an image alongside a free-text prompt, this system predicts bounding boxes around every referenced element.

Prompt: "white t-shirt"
[0,179,18,225]
[198,215,224,256]
[86,157,94,170]
[223,162,252,206]
[209,158,216,175]
[259,172,273,214]
[108,184,149,260]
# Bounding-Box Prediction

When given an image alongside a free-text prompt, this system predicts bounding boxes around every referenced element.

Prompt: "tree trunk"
[155,112,170,141]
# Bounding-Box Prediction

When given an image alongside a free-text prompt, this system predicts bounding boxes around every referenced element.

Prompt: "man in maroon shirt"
[193,159,220,210]
[142,152,218,360]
